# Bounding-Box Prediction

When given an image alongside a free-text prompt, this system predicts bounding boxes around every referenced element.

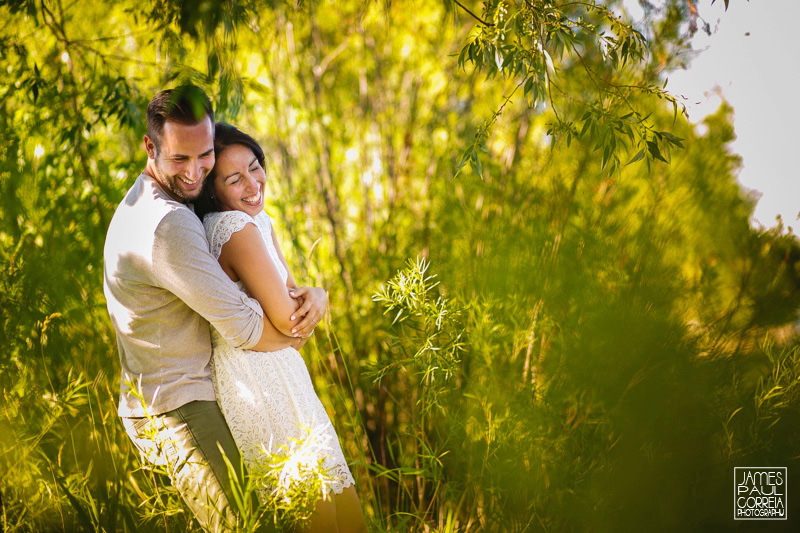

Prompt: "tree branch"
[451,0,495,27]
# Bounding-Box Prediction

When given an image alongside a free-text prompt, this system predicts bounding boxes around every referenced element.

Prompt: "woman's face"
[213,144,266,217]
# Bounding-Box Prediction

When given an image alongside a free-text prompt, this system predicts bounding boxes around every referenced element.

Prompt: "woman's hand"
[289,287,328,338]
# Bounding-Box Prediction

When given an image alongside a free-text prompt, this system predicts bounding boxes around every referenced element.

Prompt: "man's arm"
[250,314,307,352]
[151,209,298,351]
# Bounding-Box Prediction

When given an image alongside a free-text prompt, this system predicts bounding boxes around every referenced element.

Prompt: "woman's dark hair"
[194,122,266,220]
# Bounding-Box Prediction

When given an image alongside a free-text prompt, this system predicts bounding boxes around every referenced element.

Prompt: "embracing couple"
[103,85,367,532]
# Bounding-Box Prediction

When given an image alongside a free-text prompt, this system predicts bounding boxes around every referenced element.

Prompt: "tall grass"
[2,233,800,531]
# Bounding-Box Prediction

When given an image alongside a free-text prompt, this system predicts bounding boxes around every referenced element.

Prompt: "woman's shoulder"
[203,210,257,233]
[203,209,253,226]
[203,210,257,258]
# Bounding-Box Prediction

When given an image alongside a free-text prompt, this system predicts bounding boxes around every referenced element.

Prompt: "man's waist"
[118,379,216,418]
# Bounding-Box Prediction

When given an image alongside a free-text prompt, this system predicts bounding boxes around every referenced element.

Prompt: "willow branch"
[451,0,495,27]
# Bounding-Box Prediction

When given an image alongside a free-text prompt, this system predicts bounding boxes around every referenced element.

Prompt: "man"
[103,85,299,531]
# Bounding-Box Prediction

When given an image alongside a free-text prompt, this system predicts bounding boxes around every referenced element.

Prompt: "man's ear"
[143,135,157,160]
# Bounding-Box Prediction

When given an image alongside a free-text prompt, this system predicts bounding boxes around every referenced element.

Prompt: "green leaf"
[524,76,534,96]
[662,132,685,148]
[626,148,645,165]
[602,143,611,169]
[207,52,219,78]
[647,141,667,163]
[458,46,468,70]
[470,149,483,178]
[579,117,592,138]
[454,148,472,178]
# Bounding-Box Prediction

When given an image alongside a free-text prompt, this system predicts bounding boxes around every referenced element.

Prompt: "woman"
[194,123,367,533]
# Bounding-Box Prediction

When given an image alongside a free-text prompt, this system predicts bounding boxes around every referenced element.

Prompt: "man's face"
[144,116,214,202]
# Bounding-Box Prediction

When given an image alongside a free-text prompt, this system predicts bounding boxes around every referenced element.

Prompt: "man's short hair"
[146,85,214,150]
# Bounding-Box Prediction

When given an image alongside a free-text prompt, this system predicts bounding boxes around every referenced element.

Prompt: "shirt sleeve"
[150,208,264,349]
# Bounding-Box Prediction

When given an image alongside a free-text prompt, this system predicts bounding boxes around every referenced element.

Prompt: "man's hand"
[289,287,327,338]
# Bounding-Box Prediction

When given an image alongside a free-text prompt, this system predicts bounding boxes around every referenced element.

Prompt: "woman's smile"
[242,189,262,205]
[212,143,267,216]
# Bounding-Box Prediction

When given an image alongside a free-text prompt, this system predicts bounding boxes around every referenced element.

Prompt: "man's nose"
[186,161,203,181]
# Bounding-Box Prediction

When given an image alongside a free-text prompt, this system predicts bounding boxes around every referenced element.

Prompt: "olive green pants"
[122,400,246,532]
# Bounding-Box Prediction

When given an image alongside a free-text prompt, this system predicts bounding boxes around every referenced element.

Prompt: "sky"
[627,0,800,230]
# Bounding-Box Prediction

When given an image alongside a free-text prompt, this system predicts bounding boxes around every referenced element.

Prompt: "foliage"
[371,257,464,399]
[247,425,340,530]
[1,0,799,532]
[453,0,688,177]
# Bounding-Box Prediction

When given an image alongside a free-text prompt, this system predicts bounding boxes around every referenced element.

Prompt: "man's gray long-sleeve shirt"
[104,173,265,417]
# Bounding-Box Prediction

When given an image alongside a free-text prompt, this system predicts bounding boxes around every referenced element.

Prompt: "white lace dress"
[202,210,354,500]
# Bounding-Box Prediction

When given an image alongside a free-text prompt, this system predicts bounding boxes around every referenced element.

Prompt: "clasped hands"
[288,286,328,338]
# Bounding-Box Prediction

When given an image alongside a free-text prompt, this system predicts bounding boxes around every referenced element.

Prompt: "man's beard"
[152,160,203,203]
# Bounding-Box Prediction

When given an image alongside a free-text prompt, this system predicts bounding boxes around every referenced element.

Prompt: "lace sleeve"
[253,211,272,240]
[203,211,256,259]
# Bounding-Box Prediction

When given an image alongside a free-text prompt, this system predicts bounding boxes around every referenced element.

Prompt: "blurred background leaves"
[1,0,798,531]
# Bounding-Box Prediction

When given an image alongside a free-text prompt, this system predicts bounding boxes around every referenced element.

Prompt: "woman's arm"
[218,222,304,338]
[289,286,328,337]
[249,315,308,351]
